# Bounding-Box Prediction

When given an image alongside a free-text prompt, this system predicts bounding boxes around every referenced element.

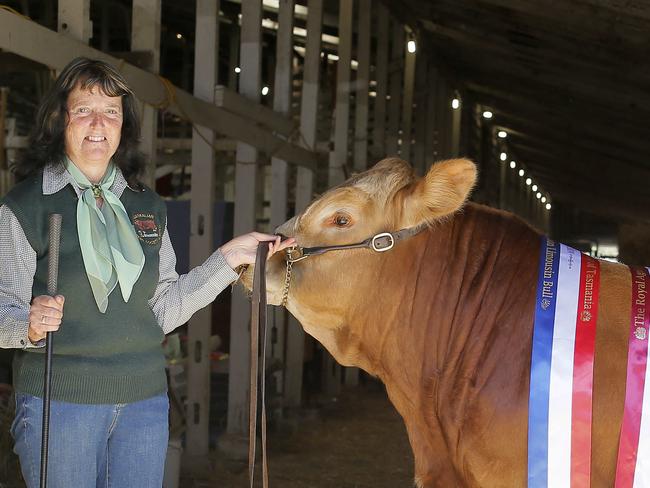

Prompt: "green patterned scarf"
[65,157,145,313]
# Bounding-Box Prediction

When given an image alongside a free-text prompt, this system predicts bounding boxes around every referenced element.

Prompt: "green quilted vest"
[3,172,168,404]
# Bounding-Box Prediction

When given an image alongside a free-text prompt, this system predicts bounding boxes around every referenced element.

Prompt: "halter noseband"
[280,223,428,306]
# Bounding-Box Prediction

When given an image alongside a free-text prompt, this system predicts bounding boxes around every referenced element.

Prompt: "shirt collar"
[42,161,136,198]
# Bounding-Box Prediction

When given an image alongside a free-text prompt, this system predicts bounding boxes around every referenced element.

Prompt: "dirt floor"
[0,382,414,488]
[202,383,415,488]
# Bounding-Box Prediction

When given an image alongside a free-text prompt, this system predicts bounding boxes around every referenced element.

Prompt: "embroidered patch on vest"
[132,213,161,245]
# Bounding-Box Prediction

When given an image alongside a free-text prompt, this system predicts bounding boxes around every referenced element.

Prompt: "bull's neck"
[347,204,541,416]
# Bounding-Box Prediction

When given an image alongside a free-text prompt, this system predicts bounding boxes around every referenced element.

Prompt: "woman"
[0,57,293,487]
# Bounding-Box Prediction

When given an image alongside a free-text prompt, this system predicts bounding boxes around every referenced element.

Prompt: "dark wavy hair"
[17,57,145,188]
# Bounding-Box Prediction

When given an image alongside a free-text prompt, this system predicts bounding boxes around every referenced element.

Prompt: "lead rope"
[250,243,270,488]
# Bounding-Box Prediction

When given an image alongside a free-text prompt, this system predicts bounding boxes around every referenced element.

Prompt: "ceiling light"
[500,152,507,161]
[546,203,552,210]
[482,111,493,119]
[536,192,542,199]
[497,130,507,138]
[261,86,269,96]
[518,169,525,177]
[541,196,547,203]
[532,184,538,192]
[407,40,416,53]
[526,178,532,186]
[451,98,460,110]
[234,66,241,74]
[509,161,516,169]
[176,33,183,39]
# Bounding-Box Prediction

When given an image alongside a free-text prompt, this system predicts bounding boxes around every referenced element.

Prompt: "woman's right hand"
[28,295,65,344]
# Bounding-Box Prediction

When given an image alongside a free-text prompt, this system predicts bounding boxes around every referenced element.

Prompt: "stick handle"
[40,213,62,488]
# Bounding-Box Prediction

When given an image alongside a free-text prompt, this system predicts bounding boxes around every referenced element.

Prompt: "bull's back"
[592,260,634,484]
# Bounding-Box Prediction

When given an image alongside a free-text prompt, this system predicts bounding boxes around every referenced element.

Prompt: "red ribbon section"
[571,255,600,486]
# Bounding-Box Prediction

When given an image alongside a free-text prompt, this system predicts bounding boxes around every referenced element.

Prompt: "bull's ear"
[402,158,477,226]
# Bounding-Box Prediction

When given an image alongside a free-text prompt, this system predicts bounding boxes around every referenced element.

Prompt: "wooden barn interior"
[1,1,649,486]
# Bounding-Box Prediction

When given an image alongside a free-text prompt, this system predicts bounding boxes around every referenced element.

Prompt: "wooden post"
[328,0,354,187]
[343,0,372,388]
[400,34,416,162]
[270,0,295,402]
[412,55,429,174]
[353,0,371,173]
[131,0,161,188]
[424,63,439,167]
[228,0,263,436]
[228,23,240,91]
[499,153,507,210]
[385,21,404,156]
[285,0,325,410]
[0,87,8,198]
[58,0,91,43]
[450,88,462,157]
[185,0,219,469]
[324,0,354,396]
[0,87,6,172]
[435,78,448,159]
[371,5,389,161]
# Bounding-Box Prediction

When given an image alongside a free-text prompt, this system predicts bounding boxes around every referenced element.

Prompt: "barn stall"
[0,1,649,487]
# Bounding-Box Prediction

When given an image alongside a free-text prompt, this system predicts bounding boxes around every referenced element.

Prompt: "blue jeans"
[11,392,169,488]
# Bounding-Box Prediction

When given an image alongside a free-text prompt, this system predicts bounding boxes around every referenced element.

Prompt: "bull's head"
[242,157,476,365]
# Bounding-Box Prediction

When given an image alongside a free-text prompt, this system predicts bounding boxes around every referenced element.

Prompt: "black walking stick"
[40,213,62,488]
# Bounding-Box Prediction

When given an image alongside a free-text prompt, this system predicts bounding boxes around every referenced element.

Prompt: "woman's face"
[64,83,123,170]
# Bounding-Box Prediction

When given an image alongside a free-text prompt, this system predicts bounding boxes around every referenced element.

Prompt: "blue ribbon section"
[528,237,561,487]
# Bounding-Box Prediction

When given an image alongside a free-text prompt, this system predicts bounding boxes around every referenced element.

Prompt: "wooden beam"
[430,13,645,87]
[411,52,429,174]
[497,124,650,183]
[371,4,389,160]
[214,85,295,136]
[423,62,439,166]
[465,81,650,137]
[420,3,650,72]
[269,0,295,407]
[58,0,91,43]
[474,0,650,39]
[185,0,219,469]
[385,21,404,156]
[328,0,354,187]
[400,34,416,162]
[451,49,649,118]
[0,9,319,171]
[296,0,323,212]
[286,0,325,410]
[466,83,650,158]
[131,0,161,187]
[482,105,650,170]
[324,0,354,396]
[353,0,371,172]
[228,0,263,437]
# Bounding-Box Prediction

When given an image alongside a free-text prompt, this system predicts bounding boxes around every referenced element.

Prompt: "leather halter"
[281,223,428,306]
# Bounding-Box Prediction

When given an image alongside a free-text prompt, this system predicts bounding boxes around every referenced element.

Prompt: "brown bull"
[246,158,632,487]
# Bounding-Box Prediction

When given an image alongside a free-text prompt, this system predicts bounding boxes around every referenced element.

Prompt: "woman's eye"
[77,107,90,113]
[334,215,350,227]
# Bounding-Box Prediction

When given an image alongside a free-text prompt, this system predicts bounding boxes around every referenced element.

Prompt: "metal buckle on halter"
[286,246,309,263]
[371,232,394,252]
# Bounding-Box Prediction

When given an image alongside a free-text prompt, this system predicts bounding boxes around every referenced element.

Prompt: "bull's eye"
[333,214,351,227]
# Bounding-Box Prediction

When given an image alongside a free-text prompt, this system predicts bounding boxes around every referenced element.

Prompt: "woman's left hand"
[219,232,296,269]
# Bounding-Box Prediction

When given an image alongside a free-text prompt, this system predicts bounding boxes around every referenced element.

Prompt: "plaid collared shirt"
[0,163,238,349]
